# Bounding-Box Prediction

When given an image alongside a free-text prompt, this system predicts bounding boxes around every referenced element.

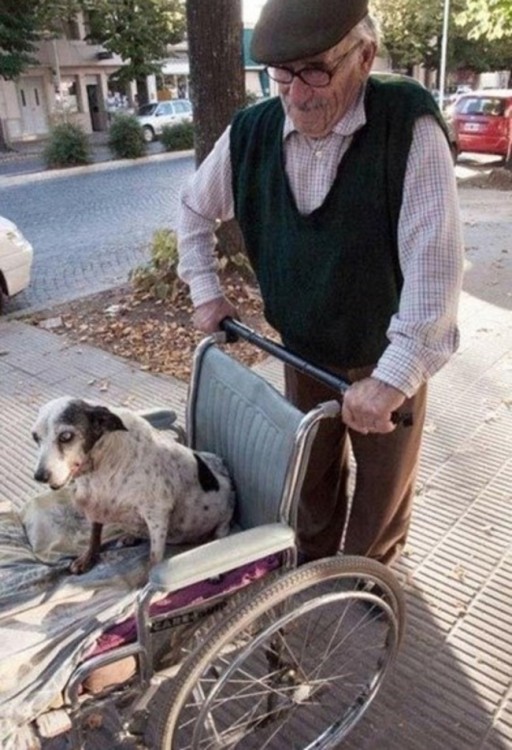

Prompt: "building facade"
[0,14,125,145]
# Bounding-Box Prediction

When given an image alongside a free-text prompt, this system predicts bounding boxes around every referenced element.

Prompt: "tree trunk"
[186,0,246,257]
[186,0,245,166]
[0,119,11,152]
[136,79,150,107]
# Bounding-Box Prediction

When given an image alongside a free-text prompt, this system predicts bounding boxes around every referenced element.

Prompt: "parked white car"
[135,99,193,142]
[0,216,33,313]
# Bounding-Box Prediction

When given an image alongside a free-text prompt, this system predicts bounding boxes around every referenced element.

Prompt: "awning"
[161,60,190,76]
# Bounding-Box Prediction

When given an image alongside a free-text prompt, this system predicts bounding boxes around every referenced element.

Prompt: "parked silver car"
[135,99,193,143]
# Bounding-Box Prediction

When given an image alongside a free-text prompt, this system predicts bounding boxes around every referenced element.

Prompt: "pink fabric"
[88,554,282,657]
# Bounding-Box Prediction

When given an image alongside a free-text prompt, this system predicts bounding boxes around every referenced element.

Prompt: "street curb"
[0,148,194,188]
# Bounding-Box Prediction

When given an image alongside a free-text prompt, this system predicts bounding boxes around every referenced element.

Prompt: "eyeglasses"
[266,41,362,88]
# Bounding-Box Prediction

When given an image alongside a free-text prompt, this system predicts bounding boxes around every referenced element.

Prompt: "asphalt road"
[0,150,504,317]
[0,154,195,314]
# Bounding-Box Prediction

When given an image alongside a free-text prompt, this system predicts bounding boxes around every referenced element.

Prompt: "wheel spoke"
[158,559,404,750]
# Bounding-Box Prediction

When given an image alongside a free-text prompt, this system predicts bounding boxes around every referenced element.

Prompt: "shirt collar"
[282,82,367,141]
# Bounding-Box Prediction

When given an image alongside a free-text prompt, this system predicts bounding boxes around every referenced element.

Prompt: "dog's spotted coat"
[32,397,235,573]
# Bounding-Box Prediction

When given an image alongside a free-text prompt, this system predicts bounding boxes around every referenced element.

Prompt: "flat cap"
[251,0,369,64]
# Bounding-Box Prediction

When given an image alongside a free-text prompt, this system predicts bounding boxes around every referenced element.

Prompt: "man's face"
[274,37,376,138]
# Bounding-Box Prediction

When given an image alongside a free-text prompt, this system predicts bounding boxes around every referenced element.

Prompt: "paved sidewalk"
[0,186,511,748]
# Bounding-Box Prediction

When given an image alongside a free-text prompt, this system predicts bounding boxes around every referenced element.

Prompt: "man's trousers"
[284,365,427,565]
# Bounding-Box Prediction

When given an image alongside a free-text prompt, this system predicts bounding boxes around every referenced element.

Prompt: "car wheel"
[0,285,5,315]
[143,126,155,143]
[450,141,459,165]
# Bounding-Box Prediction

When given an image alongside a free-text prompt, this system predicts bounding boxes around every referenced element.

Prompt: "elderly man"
[177,0,464,566]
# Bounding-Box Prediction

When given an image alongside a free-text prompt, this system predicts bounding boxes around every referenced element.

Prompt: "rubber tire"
[153,555,405,750]
[143,126,155,143]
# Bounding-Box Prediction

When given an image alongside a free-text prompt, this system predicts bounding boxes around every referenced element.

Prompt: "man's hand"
[342,377,406,435]
[193,297,238,334]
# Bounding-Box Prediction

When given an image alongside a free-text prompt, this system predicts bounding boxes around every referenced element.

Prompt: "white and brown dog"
[31,397,235,574]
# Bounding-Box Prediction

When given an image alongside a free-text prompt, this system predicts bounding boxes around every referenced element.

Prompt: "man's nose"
[287,76,313,104]
[34,467,50,483]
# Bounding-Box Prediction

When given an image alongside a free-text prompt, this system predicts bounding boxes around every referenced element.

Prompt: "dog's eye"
[58,431,74,444]
[32,432,40,445]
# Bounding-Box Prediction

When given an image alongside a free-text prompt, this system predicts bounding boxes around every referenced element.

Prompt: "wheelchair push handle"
[220,318,413,427]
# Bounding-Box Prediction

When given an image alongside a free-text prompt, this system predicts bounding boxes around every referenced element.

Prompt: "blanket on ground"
[0,490,149,748]
[0,491,277,749]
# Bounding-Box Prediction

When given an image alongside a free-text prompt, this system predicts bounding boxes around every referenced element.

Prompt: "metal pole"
[439,0,450,109]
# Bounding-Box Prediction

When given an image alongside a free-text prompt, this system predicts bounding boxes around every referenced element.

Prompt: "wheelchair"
[6,320,406,750]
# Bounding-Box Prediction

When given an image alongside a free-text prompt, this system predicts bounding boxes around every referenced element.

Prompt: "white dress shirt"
[178,87,464,397]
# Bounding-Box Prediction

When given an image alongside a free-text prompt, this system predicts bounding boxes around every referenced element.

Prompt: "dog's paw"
[69,553,98,575]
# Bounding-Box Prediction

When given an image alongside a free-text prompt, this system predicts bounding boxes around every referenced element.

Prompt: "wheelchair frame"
[23,321,406,750]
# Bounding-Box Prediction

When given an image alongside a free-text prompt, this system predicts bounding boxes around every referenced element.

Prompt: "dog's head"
[31,397,127,489]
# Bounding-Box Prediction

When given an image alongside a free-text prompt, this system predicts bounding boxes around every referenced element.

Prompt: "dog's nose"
[34,467,50,483]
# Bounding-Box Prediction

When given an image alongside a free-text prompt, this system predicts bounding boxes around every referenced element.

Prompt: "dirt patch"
[25,273,273,383]
[458,166,512,191]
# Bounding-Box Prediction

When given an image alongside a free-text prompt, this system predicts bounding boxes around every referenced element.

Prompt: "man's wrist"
[372,350,425,399]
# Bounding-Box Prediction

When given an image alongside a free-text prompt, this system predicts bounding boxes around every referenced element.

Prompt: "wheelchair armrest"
[149,523,295,592]
[141,409,178,430]
[141,409,186,443]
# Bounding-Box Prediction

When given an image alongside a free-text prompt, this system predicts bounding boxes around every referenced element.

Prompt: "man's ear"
[361,41,377,76]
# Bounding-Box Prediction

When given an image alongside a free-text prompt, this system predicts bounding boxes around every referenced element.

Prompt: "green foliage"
[1,0,186,84]
[0,0,85,80]
[43,122,91,168]
[160,121,195,151]
[452,34,512,74]
[130,229,182,300]
[84,0,186,86]
[455,0,512,41]
[373,0,512,75]
[373,0,448,70]
[36,0,84,35]
[0,0,39,79]
[108,114,146,159]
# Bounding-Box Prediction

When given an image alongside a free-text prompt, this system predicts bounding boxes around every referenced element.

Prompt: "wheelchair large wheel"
[153,555,405,749]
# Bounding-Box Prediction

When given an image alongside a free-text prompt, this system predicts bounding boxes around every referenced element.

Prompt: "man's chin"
[288,113,331,139]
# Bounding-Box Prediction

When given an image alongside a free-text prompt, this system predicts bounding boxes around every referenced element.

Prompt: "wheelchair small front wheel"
[154,555,405,750]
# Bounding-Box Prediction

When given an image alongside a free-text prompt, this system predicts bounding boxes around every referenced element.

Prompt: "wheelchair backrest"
[187,340,313,531]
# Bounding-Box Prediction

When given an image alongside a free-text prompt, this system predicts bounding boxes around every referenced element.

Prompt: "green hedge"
[43,122,91,168]
[108,113,146,159]
[160,121,195,151]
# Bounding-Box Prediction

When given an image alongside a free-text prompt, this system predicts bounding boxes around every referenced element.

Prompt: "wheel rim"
[172,582,400,749]
[143,127,153,142]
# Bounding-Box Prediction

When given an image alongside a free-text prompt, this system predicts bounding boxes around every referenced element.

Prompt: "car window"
[173,101,188,114]
[456,96,505,117]
[481,99,506,116]
[137,103,158,116]
[158,102,174,115]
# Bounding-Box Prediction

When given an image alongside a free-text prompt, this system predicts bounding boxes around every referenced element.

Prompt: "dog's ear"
[85,405,128,440]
